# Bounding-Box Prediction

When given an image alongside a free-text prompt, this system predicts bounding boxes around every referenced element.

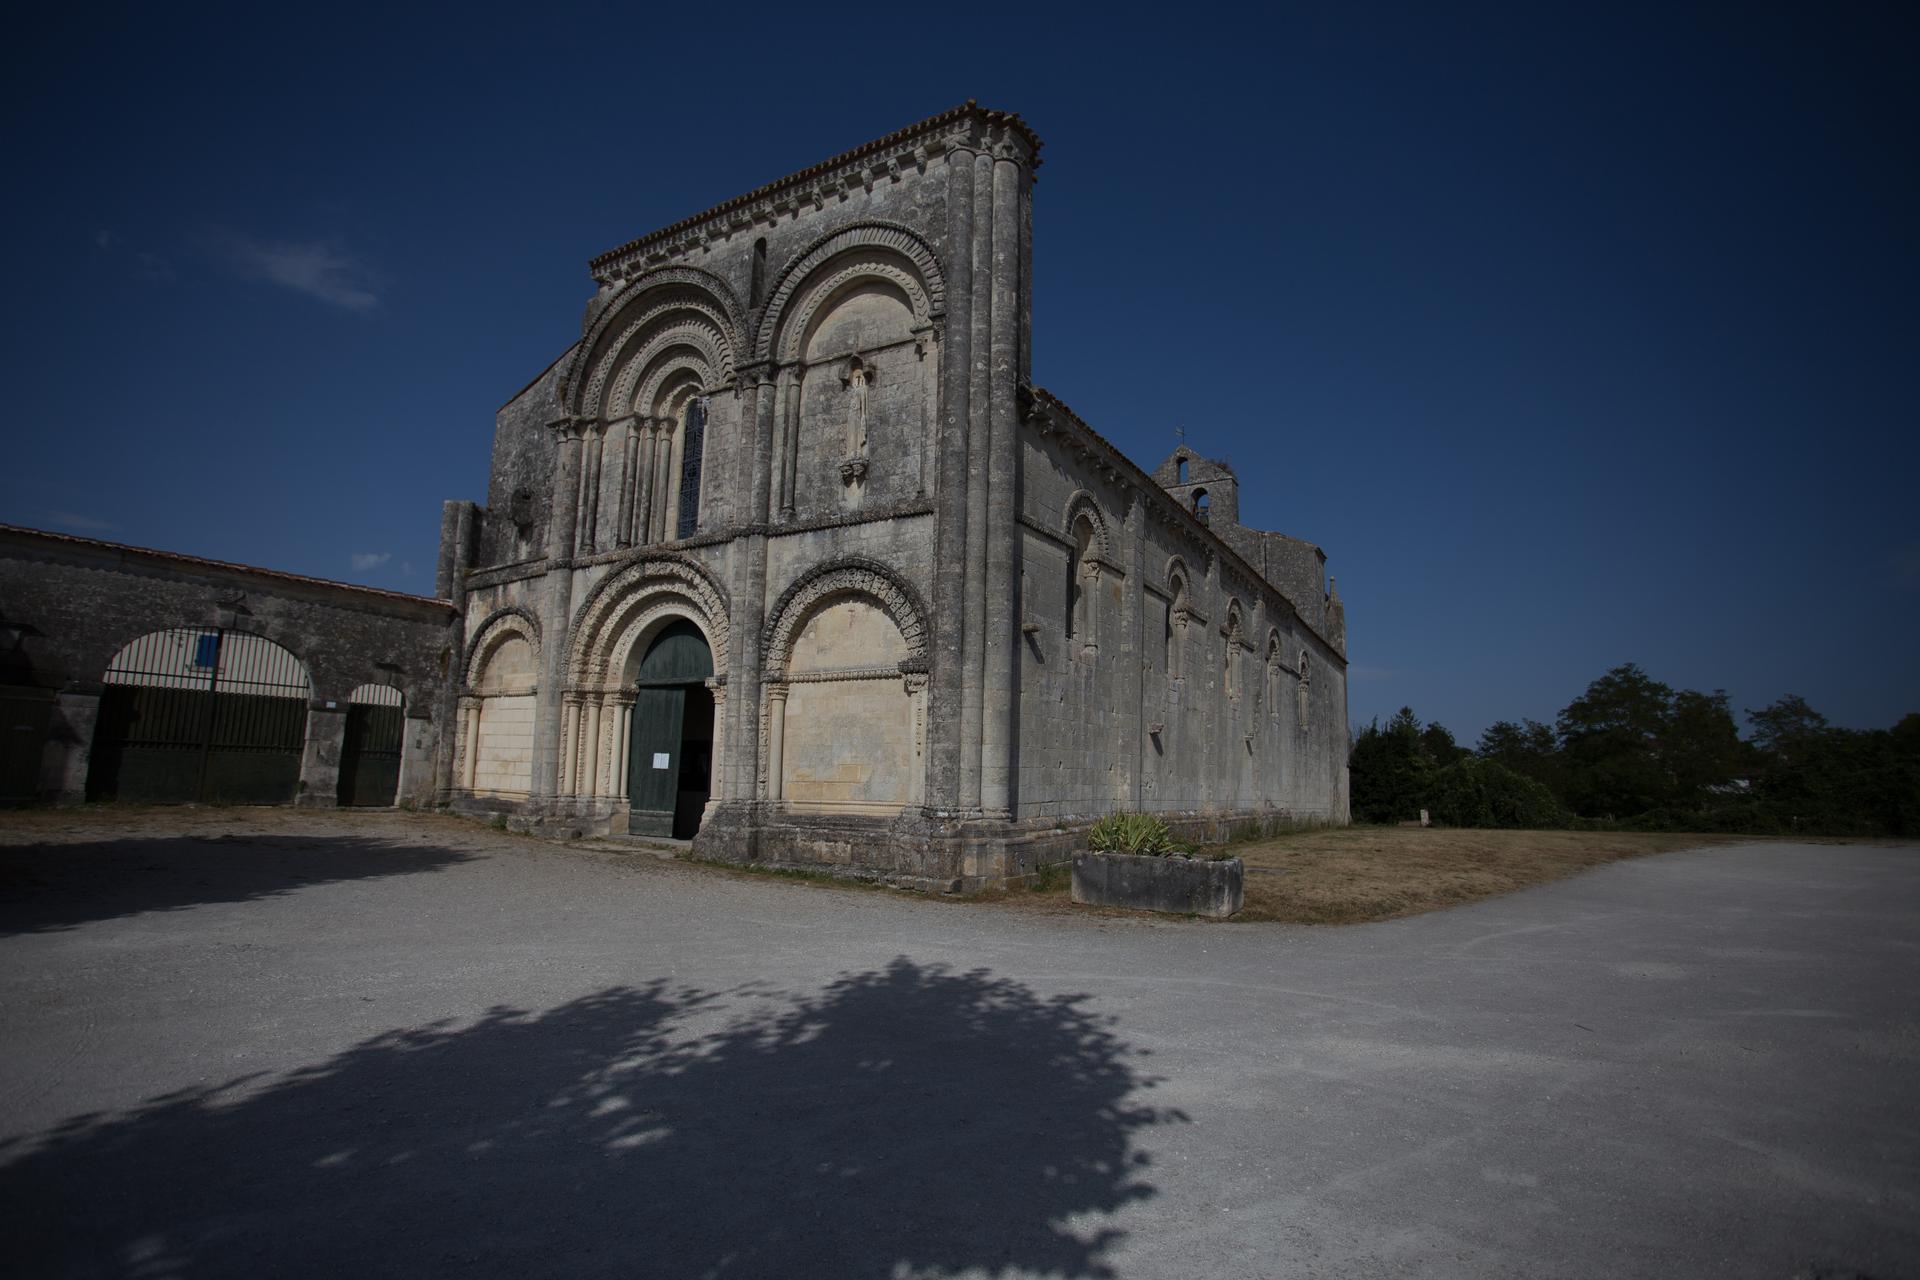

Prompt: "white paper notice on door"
[652,753,671,770]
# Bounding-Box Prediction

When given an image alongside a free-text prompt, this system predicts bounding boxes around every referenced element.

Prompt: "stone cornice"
[588,101,1042,284]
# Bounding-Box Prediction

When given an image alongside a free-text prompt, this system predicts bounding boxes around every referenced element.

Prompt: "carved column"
[460,697,482,791]
[614,417,638,548]
[926,143,975,815]
[651,424,673,543]
[633,419,656,546]
[664,412,686,539]
[781,367,805,520]
[584,697,605,799]
[559,696,581,798]
[610,693,634,801]
[705,680,726,822]
[980,147,1023,818]
[906,671,929,807]
[765,682,789,802]
[914,328,940,498]
[958,145,995,813]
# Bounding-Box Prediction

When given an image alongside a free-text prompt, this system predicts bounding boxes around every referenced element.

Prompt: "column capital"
[547,415,591,441]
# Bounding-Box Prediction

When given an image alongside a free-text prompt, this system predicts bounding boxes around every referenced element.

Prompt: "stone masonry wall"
[0,525,456,807]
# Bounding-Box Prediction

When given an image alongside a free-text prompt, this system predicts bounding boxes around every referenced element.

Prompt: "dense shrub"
[1085,813,1175,855]
[1425,758,1567,829]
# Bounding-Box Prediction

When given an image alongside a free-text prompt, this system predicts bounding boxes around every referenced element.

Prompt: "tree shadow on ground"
[0,835,477,935]
[0,957,1179,1278]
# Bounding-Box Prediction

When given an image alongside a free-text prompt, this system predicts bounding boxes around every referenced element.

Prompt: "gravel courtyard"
[1,809,1914,1279]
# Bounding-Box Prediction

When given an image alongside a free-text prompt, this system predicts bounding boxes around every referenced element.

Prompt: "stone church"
[439,102,1349,888]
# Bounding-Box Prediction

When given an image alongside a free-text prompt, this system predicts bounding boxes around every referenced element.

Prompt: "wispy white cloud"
[44,510,121,535]
[351,551,392,571]
[215,233,380,311]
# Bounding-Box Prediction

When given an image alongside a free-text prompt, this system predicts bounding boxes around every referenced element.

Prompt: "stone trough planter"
[1071,851,1244,918]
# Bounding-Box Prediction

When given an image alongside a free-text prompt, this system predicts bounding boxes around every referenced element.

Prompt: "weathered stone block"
[1070,851,1244,918]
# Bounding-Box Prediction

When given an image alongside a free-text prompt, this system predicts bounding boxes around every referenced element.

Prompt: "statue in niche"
[839,355,872,487]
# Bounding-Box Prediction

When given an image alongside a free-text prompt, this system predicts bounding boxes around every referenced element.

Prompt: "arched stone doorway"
[625,619,714,838]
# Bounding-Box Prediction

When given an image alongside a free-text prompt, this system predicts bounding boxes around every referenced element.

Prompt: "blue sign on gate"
[192,633,220,669]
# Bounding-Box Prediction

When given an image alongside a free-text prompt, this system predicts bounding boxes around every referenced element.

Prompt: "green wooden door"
[627,686,685,836]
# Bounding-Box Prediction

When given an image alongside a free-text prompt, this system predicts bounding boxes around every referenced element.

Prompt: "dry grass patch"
[1231,826,1737,924]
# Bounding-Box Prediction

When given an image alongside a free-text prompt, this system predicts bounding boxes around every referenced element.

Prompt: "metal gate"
[89,628,311,804]
[338,683,403,807]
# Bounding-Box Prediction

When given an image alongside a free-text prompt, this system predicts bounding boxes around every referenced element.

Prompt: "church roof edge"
[587,101,1042,279]
[1025,387,1344,661]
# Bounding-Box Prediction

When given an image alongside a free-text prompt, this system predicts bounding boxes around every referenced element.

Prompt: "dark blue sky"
[4,2,1914,741]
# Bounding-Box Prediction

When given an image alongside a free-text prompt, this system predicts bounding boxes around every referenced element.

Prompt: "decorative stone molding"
[1062,489,1112,563]
[566,553,731,685]
[569,269,744,418]
[761,556,930,679]
[462,606,540,690]
[608,322,730,417]
[753,222,946,363]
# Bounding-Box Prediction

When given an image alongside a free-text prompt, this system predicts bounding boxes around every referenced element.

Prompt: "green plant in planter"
[1086,812,1177,856]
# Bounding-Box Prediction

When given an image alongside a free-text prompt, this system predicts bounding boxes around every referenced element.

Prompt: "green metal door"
[626,620,713,839]
[627,686,685,837]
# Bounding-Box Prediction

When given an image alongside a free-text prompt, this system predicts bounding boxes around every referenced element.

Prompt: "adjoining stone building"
[443,102,1350,888]
[0,524,453,809]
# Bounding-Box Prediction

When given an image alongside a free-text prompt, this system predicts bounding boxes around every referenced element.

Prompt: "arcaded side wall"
[1013,421,1349,825]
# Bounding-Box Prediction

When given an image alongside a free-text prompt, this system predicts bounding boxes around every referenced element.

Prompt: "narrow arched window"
[1177,457,1189,484]
[1191,489,1210,524]
[677,398,705,539]
[1066,517,1094,643]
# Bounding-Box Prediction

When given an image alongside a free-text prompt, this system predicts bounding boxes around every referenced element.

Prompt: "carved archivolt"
[631,353,718,423]
[1063,490,1112,563]
[570,270,743,417]
[776,260,931,363]
[605,320,730,417]
[567,554,730,685]
[762,556,930,678]
[753,222,945,363]
[1164,555,1192,605]
[464,607,541,690]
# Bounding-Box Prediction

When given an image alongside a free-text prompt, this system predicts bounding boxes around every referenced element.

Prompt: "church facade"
[438,103,1349,889]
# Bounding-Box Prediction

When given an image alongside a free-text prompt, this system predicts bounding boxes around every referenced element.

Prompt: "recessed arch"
[569,268,743,418]
[762,556,929,679]
[753,222,945,364]
[464,607,541,691]
[568,554,731,688]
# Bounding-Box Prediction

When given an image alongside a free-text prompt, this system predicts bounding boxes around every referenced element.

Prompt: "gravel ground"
[0,808,1914,1279]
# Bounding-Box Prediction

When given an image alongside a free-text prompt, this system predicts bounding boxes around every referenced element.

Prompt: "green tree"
[1348,707,1435,823]
[1663,689,1745,806]
[1426,758,1566,829]
[1556,664,1676,818]
[1477,718,1563,799]
[1419,721,1471,766]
